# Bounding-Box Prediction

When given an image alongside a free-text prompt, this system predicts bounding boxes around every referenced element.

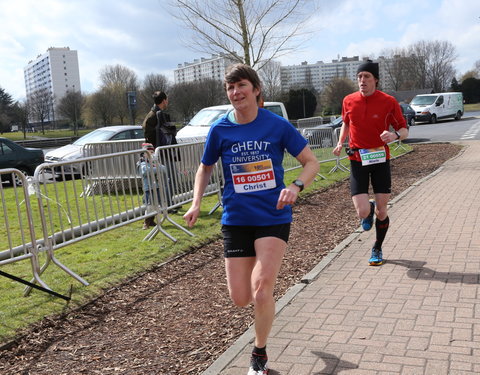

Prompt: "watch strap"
[292,179,304,192]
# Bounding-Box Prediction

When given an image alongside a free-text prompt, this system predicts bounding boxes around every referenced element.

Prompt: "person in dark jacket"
[142,91,178,210]
[142,90,179,149]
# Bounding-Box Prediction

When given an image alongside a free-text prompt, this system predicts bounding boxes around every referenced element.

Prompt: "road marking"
[461,121,480,140]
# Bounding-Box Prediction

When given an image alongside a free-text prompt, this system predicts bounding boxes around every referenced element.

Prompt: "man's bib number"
[359,147,386,166]
[230,159,276,193]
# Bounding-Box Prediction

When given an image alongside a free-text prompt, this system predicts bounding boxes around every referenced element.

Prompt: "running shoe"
[361,200,375,231]
[369,247,383,266]
[248,353,268,375]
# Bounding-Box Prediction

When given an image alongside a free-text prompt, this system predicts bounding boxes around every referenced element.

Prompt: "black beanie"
[357,60,379,79]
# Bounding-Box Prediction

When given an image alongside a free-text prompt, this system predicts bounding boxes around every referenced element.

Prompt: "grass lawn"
[464,103,480,111]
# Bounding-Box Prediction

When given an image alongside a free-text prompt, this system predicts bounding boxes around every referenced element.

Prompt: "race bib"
[230,159,276,193]
[359,147,386,166]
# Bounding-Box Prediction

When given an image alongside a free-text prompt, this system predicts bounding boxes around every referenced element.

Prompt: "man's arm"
[380,127,409,143]
[333,121,350,156]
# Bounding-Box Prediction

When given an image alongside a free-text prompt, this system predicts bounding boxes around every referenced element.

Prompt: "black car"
[0,137,44,185]
[400,103,415,128]
[302,116,343,148]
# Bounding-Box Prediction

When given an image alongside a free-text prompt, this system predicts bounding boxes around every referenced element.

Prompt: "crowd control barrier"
[297,115,326,129]
[0,138,230,297]
[0,169,73,300]
[1,126,379,298]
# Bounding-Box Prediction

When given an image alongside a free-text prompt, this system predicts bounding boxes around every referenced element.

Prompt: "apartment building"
[24,47,81,121]
[174,53,237,84]
[281,56,394,92]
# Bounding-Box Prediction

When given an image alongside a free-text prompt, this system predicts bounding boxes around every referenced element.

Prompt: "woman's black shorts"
[221,223,291,258]
[350,160,391,196]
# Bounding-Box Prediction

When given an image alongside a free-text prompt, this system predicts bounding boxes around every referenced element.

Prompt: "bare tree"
[13,100,30,139]
[57,91,85,135]
[408,40,457,92]
[29,88,53,134]
[321,78,356,115]
[259,60,283,101]
[460,70,479,81]
[99,64,140,124]
[138,73,171,116]
[379,49,418,91]
[85,89,116,126]
[169,0,318,69]
[169,82,199,123]
[169,79,227,123]
[475,60,480,76]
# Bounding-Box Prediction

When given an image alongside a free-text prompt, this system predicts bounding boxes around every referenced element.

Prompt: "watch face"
[294,180,304,190]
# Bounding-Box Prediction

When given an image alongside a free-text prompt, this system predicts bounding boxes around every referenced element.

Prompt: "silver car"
[45,125,144,176]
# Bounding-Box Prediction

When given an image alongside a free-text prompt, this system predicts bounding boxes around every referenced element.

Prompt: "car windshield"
[189,108,229,127]
[264,105,282,117]
[411,95,436,105]
[73,129,118,146]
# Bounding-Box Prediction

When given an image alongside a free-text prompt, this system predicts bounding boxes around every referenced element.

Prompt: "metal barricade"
[297,116,324,129]
[82,139,145,196]
[0,169,72,300]
[329,128,350,173]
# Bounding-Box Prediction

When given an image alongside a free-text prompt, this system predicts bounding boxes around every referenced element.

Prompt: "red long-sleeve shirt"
[342,90,407,162]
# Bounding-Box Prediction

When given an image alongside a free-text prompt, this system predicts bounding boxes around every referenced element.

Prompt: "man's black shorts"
[221,224,291,258]
[350,160,391,196]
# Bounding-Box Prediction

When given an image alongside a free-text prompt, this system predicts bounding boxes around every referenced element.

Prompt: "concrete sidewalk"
[205,141,480,375]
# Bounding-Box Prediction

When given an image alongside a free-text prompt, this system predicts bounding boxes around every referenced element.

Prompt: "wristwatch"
[394,130,401,140]
[292,179,304,192]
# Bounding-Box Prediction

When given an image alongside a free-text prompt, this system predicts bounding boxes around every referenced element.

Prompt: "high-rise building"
[280,56,394,92]
[174,53,237,84]
[24,47,81,122]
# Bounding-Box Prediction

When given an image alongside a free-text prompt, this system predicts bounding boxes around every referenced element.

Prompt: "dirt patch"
[0,143,462,375]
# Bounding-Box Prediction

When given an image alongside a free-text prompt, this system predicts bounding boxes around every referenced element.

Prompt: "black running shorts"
[221,223,291,258]
[349,160,391,196]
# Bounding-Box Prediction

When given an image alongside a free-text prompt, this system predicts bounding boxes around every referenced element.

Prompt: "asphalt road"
[404,111,480,144]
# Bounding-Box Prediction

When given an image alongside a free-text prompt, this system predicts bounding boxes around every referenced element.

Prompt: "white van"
[409,92,464,124]
[176,102,289,143]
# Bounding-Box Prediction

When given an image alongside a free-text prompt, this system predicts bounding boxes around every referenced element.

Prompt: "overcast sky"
[1,0,479,101]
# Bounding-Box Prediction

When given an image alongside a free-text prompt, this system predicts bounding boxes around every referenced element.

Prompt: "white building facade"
[24,47,81,122]
[174,53,237,84]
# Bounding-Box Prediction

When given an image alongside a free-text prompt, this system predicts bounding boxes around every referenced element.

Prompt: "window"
[0,141,14,156]
[132,129,145,139]
[111,131,131,140]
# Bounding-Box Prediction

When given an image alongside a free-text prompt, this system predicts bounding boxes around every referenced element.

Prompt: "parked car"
[45,125,144,175]
[176,102,289,142]
[302,116,343,148]
[0,137,44,185]
[400,103,415,128]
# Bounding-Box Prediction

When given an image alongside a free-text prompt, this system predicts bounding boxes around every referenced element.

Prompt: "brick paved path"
[205,141,480,375]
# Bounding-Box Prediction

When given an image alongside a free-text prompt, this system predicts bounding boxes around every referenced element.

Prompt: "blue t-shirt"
[202,108,307,226]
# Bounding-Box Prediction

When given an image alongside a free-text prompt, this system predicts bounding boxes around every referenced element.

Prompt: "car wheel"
[9,167,31,187]
[409,117,415,127]
[430,114,437,124]
[454,111,462,120]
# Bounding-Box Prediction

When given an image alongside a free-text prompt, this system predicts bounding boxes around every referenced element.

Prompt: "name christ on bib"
[230,159,276,193]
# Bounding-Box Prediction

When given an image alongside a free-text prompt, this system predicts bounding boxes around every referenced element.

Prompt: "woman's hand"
[183,206,200,227]
[276,186,300,209]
